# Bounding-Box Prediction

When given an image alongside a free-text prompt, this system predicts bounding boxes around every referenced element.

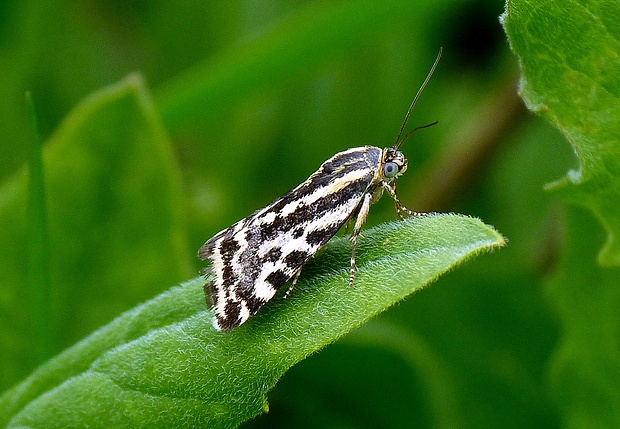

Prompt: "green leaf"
[501,0,620,266]
[0,214,504,428]
[502,2,620,427]
[0,75,189,390]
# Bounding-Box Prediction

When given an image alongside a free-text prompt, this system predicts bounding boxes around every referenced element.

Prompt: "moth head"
[382,148,408,180]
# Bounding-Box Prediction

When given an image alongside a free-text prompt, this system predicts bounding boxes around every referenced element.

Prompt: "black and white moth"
[199,50,442,331]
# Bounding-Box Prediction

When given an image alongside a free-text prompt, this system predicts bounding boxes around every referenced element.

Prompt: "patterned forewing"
[200,146,382,330]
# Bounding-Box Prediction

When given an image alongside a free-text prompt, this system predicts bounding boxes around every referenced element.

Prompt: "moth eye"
[383,161,399,178]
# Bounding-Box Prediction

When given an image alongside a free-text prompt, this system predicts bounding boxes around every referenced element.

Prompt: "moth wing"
[200,146,382,331]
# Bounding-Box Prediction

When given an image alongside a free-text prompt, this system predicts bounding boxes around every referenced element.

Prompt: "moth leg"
[349,192,373,286]
[382,181,419,219]
[284,266,303,299]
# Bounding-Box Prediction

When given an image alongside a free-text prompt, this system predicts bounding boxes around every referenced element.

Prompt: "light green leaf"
[0,214,504,428]
[501,0,620,265]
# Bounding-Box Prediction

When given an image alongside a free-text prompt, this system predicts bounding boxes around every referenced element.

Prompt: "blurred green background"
[2,0,617,427]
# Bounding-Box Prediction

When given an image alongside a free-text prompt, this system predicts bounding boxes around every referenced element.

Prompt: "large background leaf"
[502,0,620,266]
[503,1,620,427]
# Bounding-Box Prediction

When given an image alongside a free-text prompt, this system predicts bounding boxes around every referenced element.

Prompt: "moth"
[199,49,442,331]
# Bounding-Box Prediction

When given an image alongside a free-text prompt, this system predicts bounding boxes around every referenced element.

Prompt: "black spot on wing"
[220,236,240,285]
[222,263,237,285]
[224,299,240,318]
[243,294,267,315]
[306,226,338,246]
[284,250,310,268]
[260,214,286,241]
[220,236,241,259]
[266,270,289,289]
[264,247,282,263]
[216,299,242,332]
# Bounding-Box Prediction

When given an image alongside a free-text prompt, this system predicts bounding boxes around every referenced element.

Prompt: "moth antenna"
[398,120,439,147]
[394,47,442,150]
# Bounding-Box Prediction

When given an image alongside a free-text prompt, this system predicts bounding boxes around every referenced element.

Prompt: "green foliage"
[0,75,189,390]
[503,1,620,427]
[502,0,620,266]
[0,215,502,427]
[0,0,618,427]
